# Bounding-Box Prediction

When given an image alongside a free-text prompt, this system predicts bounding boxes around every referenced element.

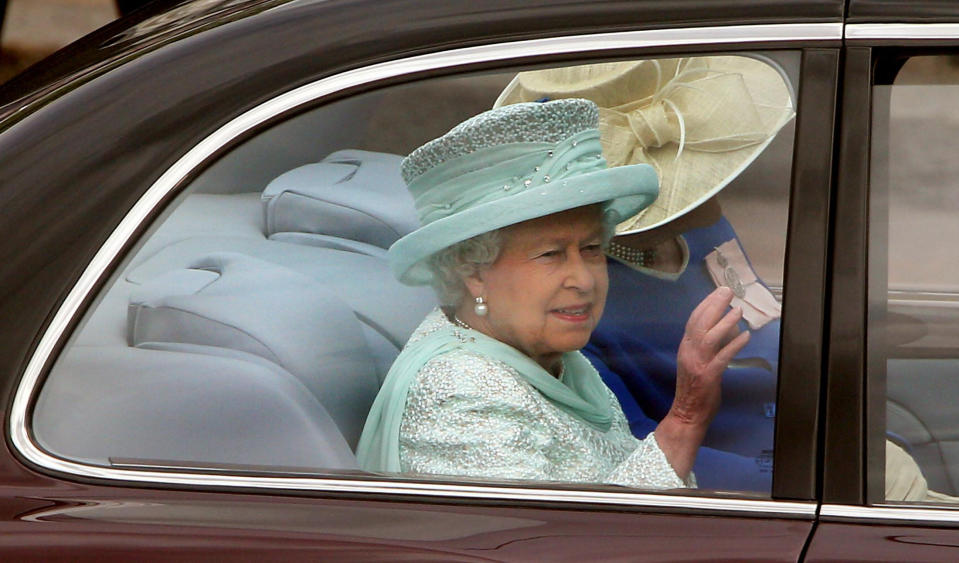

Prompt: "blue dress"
[584,217,779,492]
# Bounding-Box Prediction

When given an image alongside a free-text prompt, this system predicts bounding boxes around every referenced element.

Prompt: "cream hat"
[494,56,795,233]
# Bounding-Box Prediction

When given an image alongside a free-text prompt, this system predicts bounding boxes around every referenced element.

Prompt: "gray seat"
[258,149,436,378]
[34,345,358,470]
[262,149,420,253]
[34,149,436,472]
[128,252,381,449]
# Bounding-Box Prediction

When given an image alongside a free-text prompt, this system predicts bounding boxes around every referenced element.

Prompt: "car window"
[29,52,798,498]
[870,54,959,505]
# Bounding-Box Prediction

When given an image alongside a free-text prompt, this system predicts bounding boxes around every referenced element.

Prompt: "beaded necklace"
[606,240,656,268]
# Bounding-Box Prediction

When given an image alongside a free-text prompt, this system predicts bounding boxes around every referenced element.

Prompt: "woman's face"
[463,205,608,373]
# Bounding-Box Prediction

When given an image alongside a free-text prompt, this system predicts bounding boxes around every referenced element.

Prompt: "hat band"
[411,129,607,225]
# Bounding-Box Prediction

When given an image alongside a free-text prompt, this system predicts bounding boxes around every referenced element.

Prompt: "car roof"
[15,0,959,124]
[0,0,845,125]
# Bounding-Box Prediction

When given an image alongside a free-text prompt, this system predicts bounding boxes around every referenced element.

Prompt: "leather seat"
[35,150,435,471]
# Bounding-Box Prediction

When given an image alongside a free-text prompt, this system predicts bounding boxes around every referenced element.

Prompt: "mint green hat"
[389,99,659,285]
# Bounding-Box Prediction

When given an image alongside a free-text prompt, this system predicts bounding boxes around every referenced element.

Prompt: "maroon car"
[0,0,958,559]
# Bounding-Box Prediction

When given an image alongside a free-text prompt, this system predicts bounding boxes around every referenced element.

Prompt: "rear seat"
[34,150,436,472]
[35,346,360,470]
[127,252,381,448]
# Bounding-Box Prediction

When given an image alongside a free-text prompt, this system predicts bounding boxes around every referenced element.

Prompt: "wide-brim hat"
[494,56,795,233]
[389,99,659,285]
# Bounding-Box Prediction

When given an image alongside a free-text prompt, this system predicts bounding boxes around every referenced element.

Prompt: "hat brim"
[389,163,658,285]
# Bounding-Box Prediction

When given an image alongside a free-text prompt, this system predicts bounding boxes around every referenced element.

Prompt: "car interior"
[32,75,507,473]
[46,53,951,500]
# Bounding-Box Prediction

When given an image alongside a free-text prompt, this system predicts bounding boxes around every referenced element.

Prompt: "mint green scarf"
[356,311,614,472]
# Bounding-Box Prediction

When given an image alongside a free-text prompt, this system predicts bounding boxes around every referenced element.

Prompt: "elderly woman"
[356,98,749,489]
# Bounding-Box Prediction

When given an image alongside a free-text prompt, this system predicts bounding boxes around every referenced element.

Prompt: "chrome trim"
[10,23,836,509]
[847,23,959,41]
[822,504,959,523]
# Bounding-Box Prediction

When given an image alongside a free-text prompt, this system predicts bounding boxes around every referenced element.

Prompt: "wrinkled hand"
[670,286,750,427]
[654,286,750,480]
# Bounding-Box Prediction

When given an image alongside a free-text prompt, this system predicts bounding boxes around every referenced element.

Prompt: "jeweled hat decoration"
[388,98,659,285]
[494,56,796,234]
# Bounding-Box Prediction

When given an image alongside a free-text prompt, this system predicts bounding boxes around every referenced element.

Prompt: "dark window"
[871,54,959,504]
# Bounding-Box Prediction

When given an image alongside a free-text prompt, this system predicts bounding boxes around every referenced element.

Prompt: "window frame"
[820,23,959,525]
[10,23,837,515]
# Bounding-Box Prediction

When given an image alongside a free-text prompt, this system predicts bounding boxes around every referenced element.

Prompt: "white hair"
[426,229,503,306]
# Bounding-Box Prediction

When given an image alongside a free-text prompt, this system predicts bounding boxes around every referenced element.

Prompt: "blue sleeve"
[693,447,772,492]
[584,342,772,493]
[582,343,658,438]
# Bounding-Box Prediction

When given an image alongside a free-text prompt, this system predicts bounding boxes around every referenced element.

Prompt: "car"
[1,0,959,559]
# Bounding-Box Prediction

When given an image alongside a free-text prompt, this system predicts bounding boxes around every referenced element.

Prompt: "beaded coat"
[395,310,687,489]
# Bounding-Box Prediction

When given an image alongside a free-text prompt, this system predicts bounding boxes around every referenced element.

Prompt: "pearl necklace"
[452,316,473,330]
[606,240,656,267]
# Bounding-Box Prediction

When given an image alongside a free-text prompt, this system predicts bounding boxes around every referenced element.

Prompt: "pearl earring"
[474,296,488,316]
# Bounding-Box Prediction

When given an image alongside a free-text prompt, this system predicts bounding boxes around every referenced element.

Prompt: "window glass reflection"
[33,54,799,497]
[872,55,959,504]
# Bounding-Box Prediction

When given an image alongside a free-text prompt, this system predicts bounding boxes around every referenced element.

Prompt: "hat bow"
[601,60,773,171]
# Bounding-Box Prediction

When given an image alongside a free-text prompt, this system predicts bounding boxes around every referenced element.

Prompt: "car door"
[806,2,959,560]
[0,1,842,559]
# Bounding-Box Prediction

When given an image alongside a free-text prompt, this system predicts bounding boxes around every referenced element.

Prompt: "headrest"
[262,149,419,249]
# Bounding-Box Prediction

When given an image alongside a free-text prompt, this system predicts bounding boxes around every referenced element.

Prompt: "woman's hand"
[654,286,751,480]
[673,286,750,427]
